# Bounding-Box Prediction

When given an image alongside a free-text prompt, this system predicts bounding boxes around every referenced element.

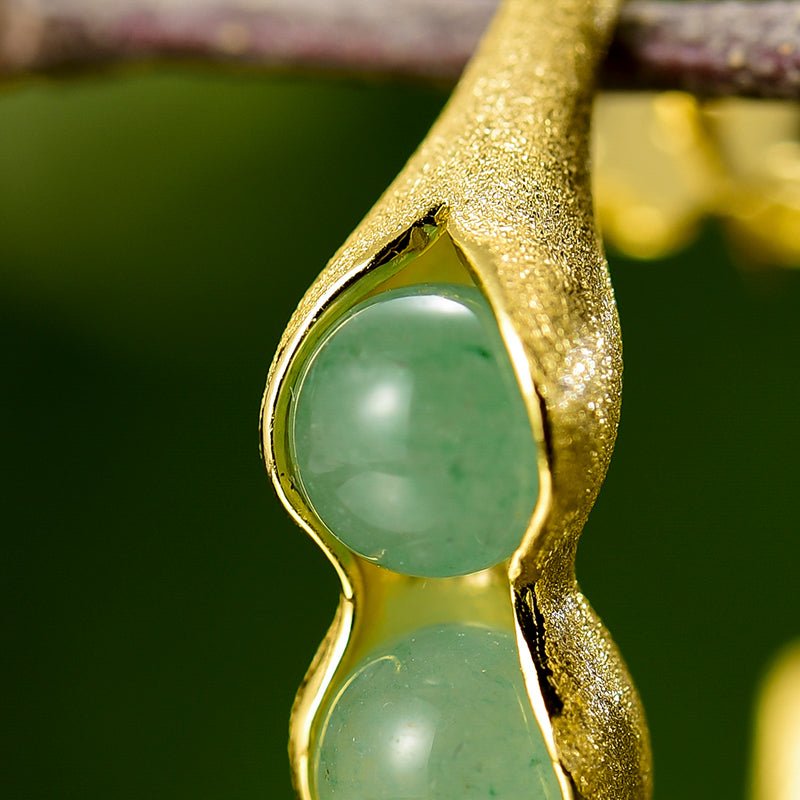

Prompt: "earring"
[261,1,651,798]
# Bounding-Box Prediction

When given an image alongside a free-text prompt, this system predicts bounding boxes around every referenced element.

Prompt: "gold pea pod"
[592,93,800,266]
[261,1,651,798]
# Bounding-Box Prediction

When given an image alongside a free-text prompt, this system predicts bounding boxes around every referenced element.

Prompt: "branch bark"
[0,1,798,98]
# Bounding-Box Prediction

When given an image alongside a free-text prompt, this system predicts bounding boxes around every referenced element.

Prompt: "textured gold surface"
[262,0,652,797]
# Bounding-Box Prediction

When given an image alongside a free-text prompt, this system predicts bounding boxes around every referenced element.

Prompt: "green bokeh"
[2,72,798,799]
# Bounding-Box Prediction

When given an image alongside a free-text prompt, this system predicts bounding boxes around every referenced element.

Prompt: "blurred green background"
[2,71,798,799]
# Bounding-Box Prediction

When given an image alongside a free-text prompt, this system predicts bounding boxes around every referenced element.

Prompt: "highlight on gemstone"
[288,283,540,577]
[313,623,561,800]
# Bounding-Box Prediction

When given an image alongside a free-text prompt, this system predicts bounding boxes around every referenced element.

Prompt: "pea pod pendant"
[261,1,652,798]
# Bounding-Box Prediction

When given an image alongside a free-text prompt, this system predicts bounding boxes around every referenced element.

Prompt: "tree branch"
[0,1,798,98]
[607,2,800,97]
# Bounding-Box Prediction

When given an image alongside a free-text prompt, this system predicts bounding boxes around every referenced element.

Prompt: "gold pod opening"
[261,212,575,800]
[262,210,554,585]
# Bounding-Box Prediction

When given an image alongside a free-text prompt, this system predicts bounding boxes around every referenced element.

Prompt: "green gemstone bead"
[289,283,539,577]
[314,623,561,800]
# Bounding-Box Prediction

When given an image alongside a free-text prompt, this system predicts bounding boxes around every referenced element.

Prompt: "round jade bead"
[289,283,539,577]
[314,623,561,800]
